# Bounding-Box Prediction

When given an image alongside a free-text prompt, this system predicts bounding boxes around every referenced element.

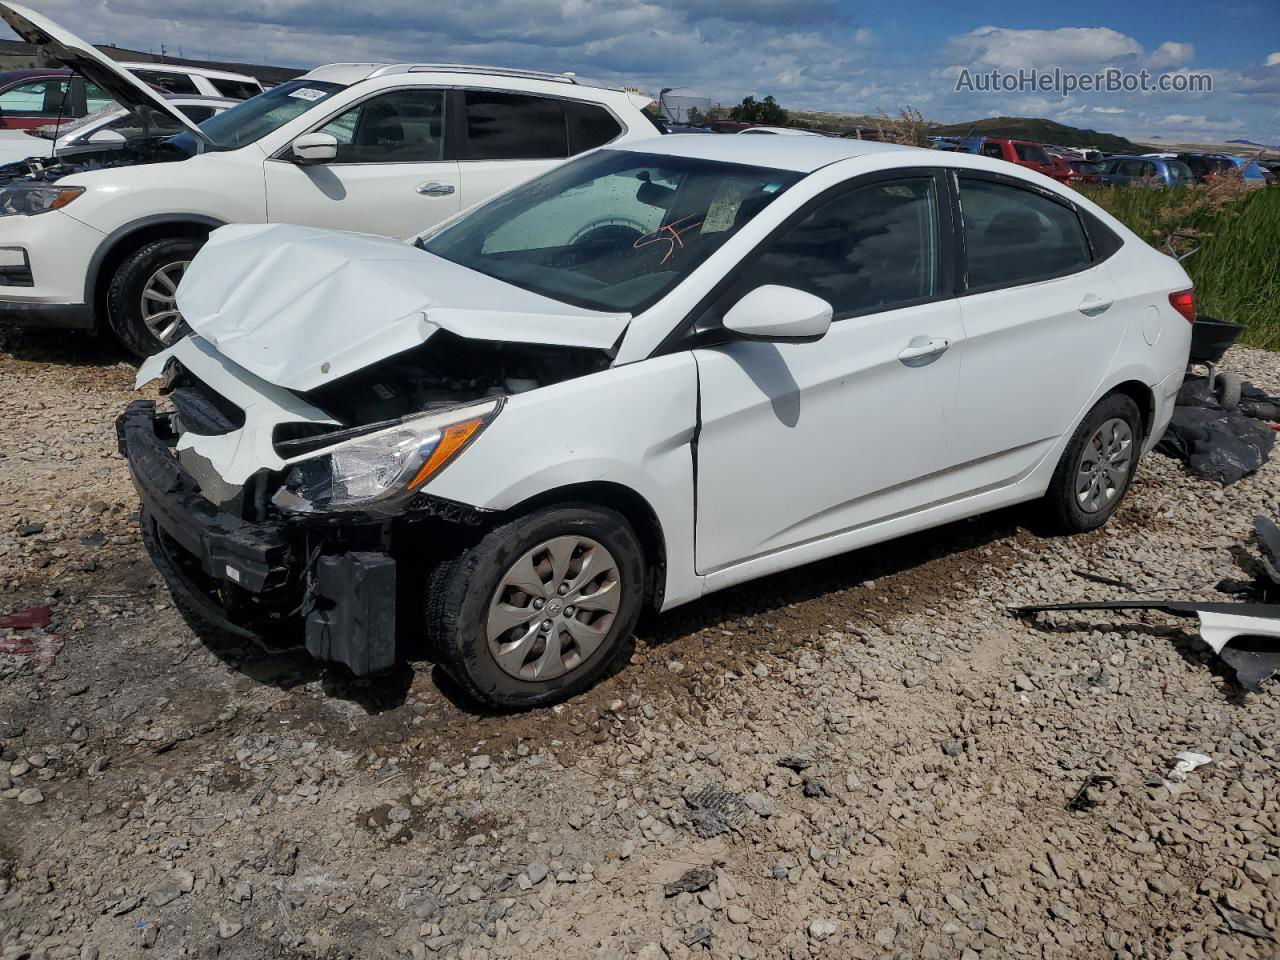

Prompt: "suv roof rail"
[368,63,607,87]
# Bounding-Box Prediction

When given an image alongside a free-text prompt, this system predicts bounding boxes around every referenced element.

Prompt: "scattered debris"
[0,607,52,630]
[1167,751,1213,782]
[0,633,64,662]
[682,925,712,947]
[1015,600,1280,693]
[684,784,752,838]
[1216,901,1274,940]
[1065,773,1116,812]
[1157,373,1278,485]
[663,867,716,897]
[776,754,812,772]
[802,778,831,798]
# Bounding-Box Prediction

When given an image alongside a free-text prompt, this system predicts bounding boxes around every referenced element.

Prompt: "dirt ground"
[0,329,1277,960]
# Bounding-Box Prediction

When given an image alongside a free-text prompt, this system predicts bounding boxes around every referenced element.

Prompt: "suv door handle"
[898,336,950,367]
[416,182,455,196]
[1078,294,1113,317]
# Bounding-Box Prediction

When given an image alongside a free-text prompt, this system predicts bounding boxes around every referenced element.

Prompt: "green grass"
[1078,184,1280,349]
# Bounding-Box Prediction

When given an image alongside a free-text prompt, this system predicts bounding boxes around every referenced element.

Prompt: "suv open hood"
[165,223,631,392]
[0,3,205,139]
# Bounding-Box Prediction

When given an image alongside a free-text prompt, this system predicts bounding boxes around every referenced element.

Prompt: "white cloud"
[948,26,1143,69]
[1267,52,1280,67]
[1150,41,1193,68]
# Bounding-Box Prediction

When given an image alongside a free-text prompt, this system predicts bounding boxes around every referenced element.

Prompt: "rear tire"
[107,237,202,358]
[1044,393,1143,533]
[425,504,646,710]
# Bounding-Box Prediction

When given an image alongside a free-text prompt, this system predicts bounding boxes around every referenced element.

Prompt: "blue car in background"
[1097,156,1195,188]
[1224,155,1272,185]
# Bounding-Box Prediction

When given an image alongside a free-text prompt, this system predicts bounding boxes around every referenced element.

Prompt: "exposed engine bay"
[0,138,184,187]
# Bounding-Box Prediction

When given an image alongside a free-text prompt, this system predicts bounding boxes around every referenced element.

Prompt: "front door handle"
[416,181,455,196]
[898,336,950,367]
[1078,294,1113,317]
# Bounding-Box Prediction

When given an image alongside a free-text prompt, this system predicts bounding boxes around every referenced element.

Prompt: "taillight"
[1169,288,1196,325]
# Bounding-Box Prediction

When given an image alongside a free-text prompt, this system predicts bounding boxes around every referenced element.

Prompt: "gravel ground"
[0,330,1277,960]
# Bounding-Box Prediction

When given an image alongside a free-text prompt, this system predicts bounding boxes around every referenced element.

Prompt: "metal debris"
[683,924,712,947]
[776,754,812,772]
[1065,773,1115,812]
[684,784,752,838]
[802,778,831,798]
[664,867,716,897]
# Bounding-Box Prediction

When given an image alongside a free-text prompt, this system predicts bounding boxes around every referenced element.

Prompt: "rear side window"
[210,78,261,100]
[133,70,200,95]
[564,100,622,153]
[1014,143,1048,164]
[731,177,939,318]
[981,142,1003,159]
[0,78,71,117]
[462,91,567,161]
[959,178,1092,291]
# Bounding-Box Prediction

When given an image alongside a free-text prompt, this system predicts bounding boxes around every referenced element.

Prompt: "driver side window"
[316,89,447,163]
[726,177,940,320]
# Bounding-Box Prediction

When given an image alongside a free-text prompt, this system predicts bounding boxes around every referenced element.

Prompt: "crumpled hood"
[176,224,631,392]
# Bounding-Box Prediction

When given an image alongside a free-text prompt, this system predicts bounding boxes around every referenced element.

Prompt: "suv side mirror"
[290,132,338,164]
[722,285,832,342]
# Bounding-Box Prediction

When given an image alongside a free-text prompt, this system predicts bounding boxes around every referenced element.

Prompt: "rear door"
[455,89,573,212]
[264,86,461,237]
[937,172,1124,500]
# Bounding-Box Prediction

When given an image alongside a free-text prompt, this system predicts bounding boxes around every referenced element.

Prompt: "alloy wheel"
[139,260,191,344]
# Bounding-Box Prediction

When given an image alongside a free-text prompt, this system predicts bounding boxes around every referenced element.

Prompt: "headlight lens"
[271,399,499,515]
[0,185,83,217]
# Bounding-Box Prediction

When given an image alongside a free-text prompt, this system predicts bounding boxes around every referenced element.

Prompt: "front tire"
[107,237,202,358]
[426,504,646,710]
[1044,393,1143,533]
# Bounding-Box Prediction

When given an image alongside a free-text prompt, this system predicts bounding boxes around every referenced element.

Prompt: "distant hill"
[926,117,1140,153]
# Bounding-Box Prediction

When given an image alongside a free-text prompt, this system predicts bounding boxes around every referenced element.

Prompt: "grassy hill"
[925,117,1139,152]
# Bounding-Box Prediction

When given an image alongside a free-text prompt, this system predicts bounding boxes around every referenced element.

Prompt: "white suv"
[0,3,656,355]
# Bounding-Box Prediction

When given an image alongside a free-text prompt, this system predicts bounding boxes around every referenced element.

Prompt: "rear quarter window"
[564,100,623,153]
[210,78,262,100]
[133,70,201,95]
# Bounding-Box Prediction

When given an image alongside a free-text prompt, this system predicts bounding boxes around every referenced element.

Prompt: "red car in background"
[962,136,1072,185]
[0,68,109,129]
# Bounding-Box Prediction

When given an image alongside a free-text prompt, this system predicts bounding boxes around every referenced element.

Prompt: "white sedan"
[0,95,235,165]
[121,134,1193,709]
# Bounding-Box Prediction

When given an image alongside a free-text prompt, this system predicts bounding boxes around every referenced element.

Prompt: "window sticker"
[288,88,328,102]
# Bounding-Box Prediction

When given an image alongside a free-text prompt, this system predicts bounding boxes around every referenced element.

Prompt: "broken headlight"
[0,185,83,217]
[272,399,500,515]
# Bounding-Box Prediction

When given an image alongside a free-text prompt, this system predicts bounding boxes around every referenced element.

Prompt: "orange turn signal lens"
[49,188,83,211]
[407,418,485,490]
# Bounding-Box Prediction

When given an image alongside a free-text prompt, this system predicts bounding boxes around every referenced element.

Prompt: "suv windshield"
[168,79,345,154]
[423,150,800,314]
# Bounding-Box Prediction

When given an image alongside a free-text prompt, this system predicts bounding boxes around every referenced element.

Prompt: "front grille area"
[178,447,244,511]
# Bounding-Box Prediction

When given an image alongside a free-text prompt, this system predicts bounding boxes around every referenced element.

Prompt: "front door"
[693,173,964,574]
[264,87,460,238]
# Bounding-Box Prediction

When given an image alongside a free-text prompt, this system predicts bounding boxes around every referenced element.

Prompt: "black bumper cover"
[117,399,397,675]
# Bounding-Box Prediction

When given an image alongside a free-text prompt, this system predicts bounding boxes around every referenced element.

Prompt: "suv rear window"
[210,78,261,100]
[133,69,200,95]
[564,100,623,153]
[462,91,568,161]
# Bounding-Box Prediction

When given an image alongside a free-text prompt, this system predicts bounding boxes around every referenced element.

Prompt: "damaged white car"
[119,135,1193,708]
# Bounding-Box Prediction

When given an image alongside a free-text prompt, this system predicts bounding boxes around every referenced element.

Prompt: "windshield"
[168,79,345,154]
[423,150,801,314]
[31,102,118,140]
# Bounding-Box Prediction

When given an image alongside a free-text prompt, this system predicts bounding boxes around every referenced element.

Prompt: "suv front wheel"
[107,237,202,358]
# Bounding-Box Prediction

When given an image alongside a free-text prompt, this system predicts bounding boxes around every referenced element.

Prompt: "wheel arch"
[85,215,225,329]
[1103,379,1156,441]
[501,481,669,611]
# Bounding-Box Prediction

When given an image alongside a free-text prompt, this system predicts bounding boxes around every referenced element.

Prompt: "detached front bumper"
[116,399,398,675]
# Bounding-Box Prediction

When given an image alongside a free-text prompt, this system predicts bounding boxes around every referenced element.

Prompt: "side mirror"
[722,285,832,342]
[290,132,338,164]
[86,129,127,145]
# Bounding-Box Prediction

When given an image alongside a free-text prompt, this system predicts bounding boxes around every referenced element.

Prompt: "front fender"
[426,353,701,609]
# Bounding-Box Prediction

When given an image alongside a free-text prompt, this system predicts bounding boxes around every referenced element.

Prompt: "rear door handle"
[416,181,455,196]
[898,336,950,367]
[1078,294,1113,317]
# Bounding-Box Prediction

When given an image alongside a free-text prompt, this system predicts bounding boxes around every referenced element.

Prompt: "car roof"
[119,61,260,84]
[0,67,69,82]
[300,62,612,88]
[608,134,921,173]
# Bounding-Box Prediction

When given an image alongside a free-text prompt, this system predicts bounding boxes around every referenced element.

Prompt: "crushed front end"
[117,333,608,675]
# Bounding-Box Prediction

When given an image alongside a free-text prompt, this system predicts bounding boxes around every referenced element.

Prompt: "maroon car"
[0,67,109,129]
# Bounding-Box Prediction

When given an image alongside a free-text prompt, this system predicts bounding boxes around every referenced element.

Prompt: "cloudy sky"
[23,0,1280,144]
